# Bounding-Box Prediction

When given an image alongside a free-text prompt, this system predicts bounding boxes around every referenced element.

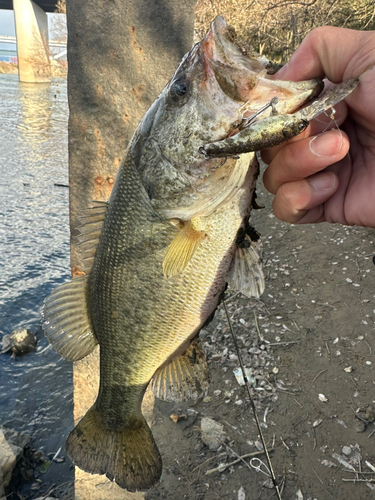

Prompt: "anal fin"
[227,225,265,299]
[163,217,207,278]
[42,275,98,361]
[150,337,210,402]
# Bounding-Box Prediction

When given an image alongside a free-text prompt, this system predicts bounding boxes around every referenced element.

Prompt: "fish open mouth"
[202,16,324,123]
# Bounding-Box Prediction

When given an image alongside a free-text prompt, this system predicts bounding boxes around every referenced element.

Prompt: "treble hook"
[241,97,279,129]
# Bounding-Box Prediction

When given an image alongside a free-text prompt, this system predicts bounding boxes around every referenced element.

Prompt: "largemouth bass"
[42,16,358,491]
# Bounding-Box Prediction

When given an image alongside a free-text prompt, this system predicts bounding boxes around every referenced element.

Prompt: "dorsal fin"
[77,201,108,273]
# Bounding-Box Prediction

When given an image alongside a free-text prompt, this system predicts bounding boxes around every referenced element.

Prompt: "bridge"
[0,0,57,12]
[0,0,62,82]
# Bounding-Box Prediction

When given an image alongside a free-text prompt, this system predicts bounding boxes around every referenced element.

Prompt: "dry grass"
[195,0,375,62]
[0,62,18,74]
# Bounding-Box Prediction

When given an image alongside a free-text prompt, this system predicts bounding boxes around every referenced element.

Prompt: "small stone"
[272,367,279,374]
[170,413,187,423]
[194,441,204,452]
[200,417,226,450]
[344,366,353,373]
[1,328,37,355]
[262,478,274,489]
[342,446,352,455]
[355,419,366,433]
[203,396,213,403]
[312,419,323,428]
[254,440,263,451]
[238,486,246,500]
[0,426,31,493]
[318,394,328,403]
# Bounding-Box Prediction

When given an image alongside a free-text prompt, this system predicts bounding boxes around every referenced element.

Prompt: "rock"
[200,417,226,450]
[0,426,30,498]
[1,328,37,355]
[355,419,366,432]
[169,413,187,423]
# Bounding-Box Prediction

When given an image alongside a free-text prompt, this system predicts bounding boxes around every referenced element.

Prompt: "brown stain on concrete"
[114,157,122,170]
[123,108,131,124]
[129,26,146,64]
[131,84,146,102]
[94,129,106,158]
[93,174,115,200]
[95,84,104,99]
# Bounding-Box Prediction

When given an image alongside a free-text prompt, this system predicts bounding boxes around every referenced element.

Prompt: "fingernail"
[308,172,337,191]
[309,132,342,157]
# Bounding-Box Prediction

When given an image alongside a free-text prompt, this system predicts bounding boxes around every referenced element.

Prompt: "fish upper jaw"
[202,16,324,118]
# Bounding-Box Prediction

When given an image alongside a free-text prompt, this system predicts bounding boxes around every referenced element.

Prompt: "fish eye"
[170,79,189,99]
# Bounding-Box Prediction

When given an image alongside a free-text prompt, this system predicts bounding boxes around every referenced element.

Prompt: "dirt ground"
[144,163,375,500]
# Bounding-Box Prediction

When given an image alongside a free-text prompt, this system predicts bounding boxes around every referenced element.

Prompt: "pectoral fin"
[163,217,207,278]
[227,226,265,299]
[150,338,210,402]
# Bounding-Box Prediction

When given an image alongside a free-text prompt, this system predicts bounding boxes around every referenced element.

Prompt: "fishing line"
[223,298,282,500]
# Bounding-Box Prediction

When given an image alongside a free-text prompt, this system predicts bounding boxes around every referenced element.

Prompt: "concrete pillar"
[66,0,197,497]
[13,0,51,83]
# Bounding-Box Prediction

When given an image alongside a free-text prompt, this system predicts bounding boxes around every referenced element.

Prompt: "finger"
[261,100,348,165]
[274,27,374,83]
[274,27,375,128]
[263,129,349,194]
[271,172,338,224]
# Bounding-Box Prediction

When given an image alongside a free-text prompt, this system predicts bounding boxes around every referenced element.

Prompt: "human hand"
[262,27,375,227]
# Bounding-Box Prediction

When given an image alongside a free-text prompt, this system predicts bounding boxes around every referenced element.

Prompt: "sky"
[0,9,66,52]
[0,10,16,36]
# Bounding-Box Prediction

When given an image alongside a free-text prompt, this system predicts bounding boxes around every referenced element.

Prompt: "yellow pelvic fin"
[163,217,207,278]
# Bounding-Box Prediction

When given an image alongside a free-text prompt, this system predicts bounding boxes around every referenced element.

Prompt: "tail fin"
[66,405,162,492]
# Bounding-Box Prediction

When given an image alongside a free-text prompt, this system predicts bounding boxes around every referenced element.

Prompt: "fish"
[42,16,358,492]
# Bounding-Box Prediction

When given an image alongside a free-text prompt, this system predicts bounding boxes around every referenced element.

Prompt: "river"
[0,74,74,493]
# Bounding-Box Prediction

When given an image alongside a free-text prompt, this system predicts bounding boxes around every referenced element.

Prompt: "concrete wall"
[66,0,197,497]
[13,0,51,82]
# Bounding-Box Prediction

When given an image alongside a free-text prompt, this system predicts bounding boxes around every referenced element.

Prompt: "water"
[0,74,74,489]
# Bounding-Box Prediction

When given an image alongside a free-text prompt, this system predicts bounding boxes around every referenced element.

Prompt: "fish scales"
[91,157,255,403]
[42,15,359,492]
